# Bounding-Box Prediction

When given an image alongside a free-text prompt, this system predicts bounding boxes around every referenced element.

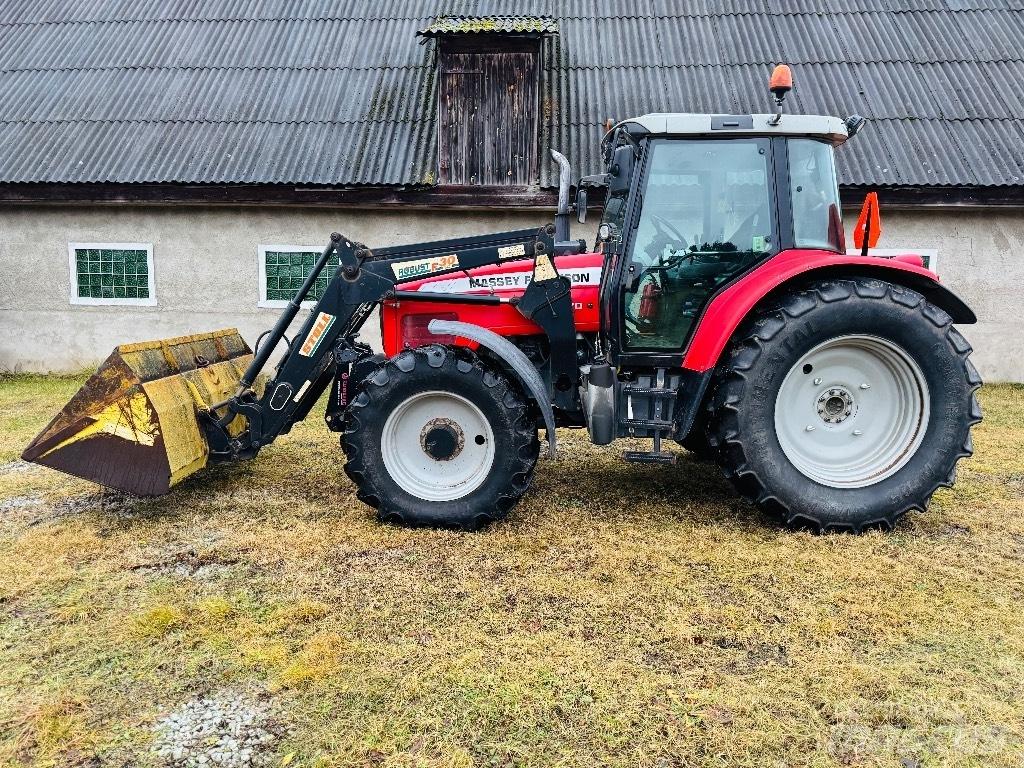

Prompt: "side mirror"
[845,114,867,138]
[608,145,634,196]
[575,188,588,224]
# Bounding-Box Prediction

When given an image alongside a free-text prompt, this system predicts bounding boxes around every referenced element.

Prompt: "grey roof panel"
[0,0,1021,189]
[872,118,977,185]
[561,16,665,67]
[713,13,786,65]
[854,62,940,118]
[830,12,919,63]
[774,13,849,64]
[945,118,1024,185]
[654,14,720,65]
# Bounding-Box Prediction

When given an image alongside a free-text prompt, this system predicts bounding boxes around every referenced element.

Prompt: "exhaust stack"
[549,149,584,253]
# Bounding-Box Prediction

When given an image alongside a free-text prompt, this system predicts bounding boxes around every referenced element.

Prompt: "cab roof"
[621,114,850,146]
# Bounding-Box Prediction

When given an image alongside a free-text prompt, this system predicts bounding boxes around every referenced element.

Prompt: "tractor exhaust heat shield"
[22,329,254,496]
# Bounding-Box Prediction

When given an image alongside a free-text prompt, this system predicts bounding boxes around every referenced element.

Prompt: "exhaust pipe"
[550,150,585,254]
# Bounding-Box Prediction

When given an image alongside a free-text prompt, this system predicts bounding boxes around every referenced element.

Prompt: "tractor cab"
[582,111,858,359]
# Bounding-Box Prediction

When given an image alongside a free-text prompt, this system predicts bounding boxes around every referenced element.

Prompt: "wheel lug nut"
[813,377,822,385]
[806,425,816,432]
[852,429,863,436]
[859,383,871,390]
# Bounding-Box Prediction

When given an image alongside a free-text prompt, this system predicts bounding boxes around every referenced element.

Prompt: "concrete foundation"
[0,204,1021,381]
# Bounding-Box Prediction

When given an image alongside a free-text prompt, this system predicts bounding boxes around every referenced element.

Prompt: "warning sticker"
[298,312,336,357]
[497,243,527,260]
[391,254,460,281]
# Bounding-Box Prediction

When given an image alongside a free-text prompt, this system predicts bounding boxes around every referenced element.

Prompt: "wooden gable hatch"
[418,16,558,188]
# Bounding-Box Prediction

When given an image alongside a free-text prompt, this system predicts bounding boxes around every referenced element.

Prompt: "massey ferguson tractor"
[24,67,982,533]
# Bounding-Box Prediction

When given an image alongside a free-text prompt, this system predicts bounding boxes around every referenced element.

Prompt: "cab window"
[624,138,773,350]
[789,138,843,251]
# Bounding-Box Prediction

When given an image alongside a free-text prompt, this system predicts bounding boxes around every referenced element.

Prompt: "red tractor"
[25,68,981,532]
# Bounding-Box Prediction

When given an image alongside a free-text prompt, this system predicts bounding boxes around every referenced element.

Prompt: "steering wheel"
[651,215,689,250]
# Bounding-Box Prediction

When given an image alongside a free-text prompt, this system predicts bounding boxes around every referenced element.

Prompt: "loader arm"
[201,225,565,462]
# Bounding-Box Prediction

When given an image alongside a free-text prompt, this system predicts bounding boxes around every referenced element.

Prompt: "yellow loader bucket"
[22,329,254,496]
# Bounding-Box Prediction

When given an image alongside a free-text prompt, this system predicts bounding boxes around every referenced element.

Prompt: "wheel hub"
[380,390,496,502]
[816,387,855,424]
[774,335,929,488]
[421,419,464,461]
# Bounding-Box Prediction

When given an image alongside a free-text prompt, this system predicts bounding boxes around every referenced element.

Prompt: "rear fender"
[428,319,556,458]
[683,250,976,373]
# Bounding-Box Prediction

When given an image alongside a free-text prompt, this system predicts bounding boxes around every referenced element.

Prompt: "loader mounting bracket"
[198,393,263,464]
[514,248,579,412]
[325,337,375,431]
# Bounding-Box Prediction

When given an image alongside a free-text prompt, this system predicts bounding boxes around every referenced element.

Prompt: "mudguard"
[683,249,977,372]
[428,319,557,458]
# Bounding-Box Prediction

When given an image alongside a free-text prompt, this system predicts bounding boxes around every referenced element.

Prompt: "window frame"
[787,137,844,253]
[67,241,156,307]
[257,243,333,309]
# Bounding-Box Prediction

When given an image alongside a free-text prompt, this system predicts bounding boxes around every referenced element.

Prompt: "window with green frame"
[68,243,155,305]
[260,246,338,306]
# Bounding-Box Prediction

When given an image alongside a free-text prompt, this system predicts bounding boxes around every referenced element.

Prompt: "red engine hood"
[380,252,605,356]
[396,251,605,295]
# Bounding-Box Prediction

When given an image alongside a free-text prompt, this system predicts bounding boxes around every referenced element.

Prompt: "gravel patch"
[0,460,38,474]
[152,690,281,767]
[0,495,44,513]
[55,489,138,516]
[129,544,240,580]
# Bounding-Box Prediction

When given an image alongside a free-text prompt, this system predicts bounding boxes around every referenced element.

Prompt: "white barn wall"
[841,208,1024,383]
[0,204,1021,381]
[0,205,545,373]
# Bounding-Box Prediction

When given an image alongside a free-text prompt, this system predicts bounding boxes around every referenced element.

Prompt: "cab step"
[621,384,677,397]
[621,417,675,431]
[622,450,678,465]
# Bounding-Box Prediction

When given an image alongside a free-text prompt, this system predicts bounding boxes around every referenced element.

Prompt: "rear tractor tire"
[341,345,540,530]
[706,278,982,532]
[675,409,716,461]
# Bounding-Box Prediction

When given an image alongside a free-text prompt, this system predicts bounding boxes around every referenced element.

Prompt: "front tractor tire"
[341,345,539,530]
[706,278,982,532]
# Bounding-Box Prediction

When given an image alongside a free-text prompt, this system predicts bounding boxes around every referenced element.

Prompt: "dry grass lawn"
[1,374,1022,767]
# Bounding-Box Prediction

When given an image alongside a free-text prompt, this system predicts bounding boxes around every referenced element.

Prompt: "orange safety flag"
[853,192,881,254]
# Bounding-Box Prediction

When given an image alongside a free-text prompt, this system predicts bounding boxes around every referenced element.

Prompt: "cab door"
[613,137,780,359]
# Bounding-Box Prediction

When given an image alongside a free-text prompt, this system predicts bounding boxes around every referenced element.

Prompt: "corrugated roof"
[0,0,1021,189]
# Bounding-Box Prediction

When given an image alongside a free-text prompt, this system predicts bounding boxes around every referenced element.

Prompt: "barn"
[0,0,1021,379]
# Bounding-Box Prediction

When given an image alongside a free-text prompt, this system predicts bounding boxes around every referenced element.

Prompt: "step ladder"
[621,368,678,465]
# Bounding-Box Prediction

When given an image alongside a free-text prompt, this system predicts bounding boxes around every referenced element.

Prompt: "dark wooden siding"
[438,41,539,186]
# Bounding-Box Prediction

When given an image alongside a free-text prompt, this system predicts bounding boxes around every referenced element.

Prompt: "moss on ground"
[1,373,1022,767]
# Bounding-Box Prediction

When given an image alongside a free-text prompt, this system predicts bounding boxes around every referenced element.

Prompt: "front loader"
[25,67,982,532]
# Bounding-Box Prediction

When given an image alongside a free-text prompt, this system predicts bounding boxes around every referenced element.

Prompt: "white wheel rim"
[380,390,495,502]
[774,335,929,488]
